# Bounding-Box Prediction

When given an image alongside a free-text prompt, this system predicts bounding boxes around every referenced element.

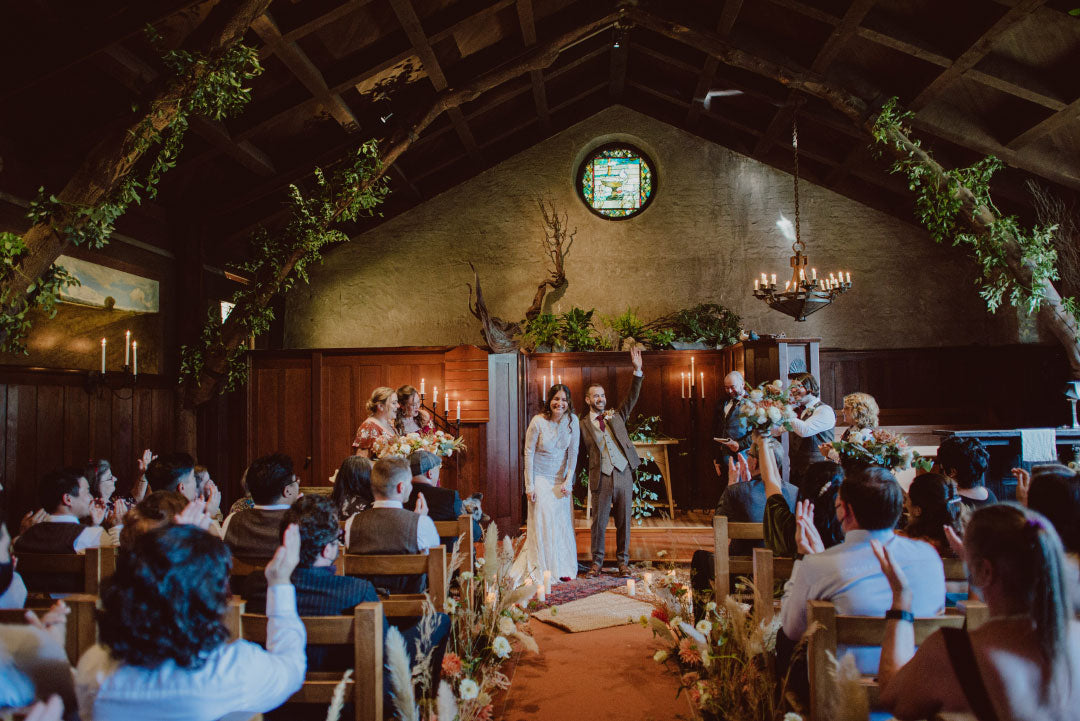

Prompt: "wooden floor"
[522,510,712,564]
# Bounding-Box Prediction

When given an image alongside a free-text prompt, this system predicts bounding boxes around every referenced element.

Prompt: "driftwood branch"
[525,195,574,320]
[467,262,520,353]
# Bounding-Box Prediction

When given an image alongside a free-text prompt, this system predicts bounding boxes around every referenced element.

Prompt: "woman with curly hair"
[352,386,399,457]
[329,455,374,518]
[395,384,433,435]
[75,524,304,720]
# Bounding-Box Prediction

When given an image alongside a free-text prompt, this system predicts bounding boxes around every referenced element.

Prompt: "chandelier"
[753,109,851,321]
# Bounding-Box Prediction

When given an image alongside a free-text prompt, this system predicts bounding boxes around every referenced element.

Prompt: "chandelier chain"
[792,109,804,255]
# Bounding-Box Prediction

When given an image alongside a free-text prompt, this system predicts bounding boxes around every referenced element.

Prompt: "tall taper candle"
[681,373,686,399]
[456,401,461,421]
[132,341,138,377]
[124,330,131,366]
[690,357,695,386]
[420,378,425,395]
[700,372,704,399]
[542,376,547,401]
[433,387,438,407]
[100,338,106,374]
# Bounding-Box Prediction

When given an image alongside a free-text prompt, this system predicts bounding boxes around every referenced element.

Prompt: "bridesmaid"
[395,384,433,435]
[352,387,400,457]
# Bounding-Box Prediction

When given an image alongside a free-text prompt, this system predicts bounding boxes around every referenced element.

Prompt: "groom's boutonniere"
[601,410,615,420]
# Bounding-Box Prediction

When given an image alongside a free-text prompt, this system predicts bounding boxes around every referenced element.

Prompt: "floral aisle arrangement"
[643,574,806,721]
[736,381,797,434]
[372,430,467,460]
[830,428,930,471]
[433,527,539,721]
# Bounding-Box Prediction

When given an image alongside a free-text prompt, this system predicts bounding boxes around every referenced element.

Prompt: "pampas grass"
[324,669,353,721]
[436,680,459,721]
[386,626,418,721]
[824,651,869,721]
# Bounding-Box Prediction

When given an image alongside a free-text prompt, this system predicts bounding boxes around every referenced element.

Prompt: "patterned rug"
[527,572,629,610]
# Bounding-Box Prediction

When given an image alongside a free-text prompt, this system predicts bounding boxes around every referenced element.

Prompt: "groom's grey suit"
[580,372,643,568]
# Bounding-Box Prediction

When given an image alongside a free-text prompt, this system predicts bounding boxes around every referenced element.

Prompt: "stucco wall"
[285,106,1016,350]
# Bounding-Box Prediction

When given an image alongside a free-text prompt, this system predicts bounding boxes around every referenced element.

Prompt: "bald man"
[712,371,752,495]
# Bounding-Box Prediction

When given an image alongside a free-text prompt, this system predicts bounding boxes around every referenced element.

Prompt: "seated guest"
[395,384,433,435]
[344,457,440,594]
[145,453,223,538]
[898,473,962,557]
[13,468,114,562]
[243,495,449,703]
[0,507,28,609]
[222,453,301,560]
[935,435,995,510]
[84,458,136,523]
[784,372,836,489]
[76,524,306,721]
[763,450,845,558]
[352,387,399,457]
[715,438,797,556]
[1023,463,1080,612]
[779,467,945,678]
[405,450,483,546]
[875,504,1080,721]
[193,465,223,522]
[117,491,188,549]
[329,455,374,518]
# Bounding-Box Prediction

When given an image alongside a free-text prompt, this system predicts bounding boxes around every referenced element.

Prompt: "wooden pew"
[0,594,98,665]
[341,546,447,615]
[13,546,117,594]
[712,516,765,604]
[807,598,989,721]
[750,548,796,622]
[236,600,384,721]
[432,514,474,574]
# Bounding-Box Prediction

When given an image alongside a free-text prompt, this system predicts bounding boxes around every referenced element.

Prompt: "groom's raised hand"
[630,345,643,372]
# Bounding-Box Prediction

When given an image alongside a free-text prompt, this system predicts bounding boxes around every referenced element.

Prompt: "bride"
[514,383,580,585]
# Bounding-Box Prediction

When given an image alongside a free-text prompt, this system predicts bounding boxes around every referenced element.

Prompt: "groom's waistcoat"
[587,418,630,475]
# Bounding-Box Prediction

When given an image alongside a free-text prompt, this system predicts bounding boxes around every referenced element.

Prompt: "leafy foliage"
[180,140,391,394]
[0,29,262,353]
[646,303,743,348]
[521,313,560,350]
[558,307,597,351]
[872,97,1075,319]
[601,308,676,349]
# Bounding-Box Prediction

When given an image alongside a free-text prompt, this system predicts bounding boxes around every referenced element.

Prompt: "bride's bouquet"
[371,430,467,459]
[830,428,929,471]
[736,380,797,434]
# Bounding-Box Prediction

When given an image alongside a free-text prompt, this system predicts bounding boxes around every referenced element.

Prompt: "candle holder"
[85,365,138,398]
[419,392,461,434]
[1066,382,1080,430]
[682,389,701,511]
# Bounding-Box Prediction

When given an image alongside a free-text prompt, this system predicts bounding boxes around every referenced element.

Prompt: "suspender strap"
[940,627,1001,721]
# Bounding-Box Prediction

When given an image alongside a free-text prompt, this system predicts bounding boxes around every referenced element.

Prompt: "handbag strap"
[940,627,1001,721]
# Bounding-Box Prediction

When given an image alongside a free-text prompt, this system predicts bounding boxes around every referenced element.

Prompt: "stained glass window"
[577,143,656,219]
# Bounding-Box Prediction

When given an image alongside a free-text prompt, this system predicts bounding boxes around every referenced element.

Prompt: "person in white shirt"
[76,523,305,721]
[13,468,116,559]
[778,466,945,684]
[784,372,836,489]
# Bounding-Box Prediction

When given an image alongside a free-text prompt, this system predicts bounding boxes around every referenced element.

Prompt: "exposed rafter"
[516,0,552,134]
[686,0,744,128]
[250,11,359,131]
[609,24,627,99]
[257,0,379,59]
[1006,96,1080,150]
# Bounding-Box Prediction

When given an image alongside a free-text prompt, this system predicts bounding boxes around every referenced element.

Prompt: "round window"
[576,143,656,220]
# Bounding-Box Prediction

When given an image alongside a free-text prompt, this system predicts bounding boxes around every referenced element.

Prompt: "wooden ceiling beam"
[516,0,552,134]
[908,0,1047,112]
[258,0,379,59]
[387,0,484,166]
[1006,96,1080,150]
[609,27,628,99]
[686,0,744,128]
[251,11,359,131]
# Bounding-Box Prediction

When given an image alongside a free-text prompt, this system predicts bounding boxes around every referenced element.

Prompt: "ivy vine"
[872,97,1076,320]
[0,27,262,353]
[179,140,391,394]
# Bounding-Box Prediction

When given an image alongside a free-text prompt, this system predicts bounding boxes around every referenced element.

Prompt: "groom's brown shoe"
[617,564,632,576]
[587,563,602,577]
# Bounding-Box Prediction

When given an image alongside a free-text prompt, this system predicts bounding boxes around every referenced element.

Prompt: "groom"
[580,346,644,577]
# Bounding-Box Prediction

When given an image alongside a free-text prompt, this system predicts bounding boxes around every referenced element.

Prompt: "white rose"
[767,406,782,423]
[459,678,479,700]
[755,409,767,423]
[749,389,764,402]
[498,616,516,635]
[492,636,512,659]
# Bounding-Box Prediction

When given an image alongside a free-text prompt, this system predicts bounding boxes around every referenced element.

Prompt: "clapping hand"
[175,499,213,530]
[88,498,107,527]
[1011,467,1031,506]
[727,454,751,484]
[414,492,429,516]
[202,479,222,517]
[23,695,64,721]
[106,498,129,528]
[871,539,912,612]
[795,500,825,555]
[26,600,69,646]
[944,524,965,558]
[266,523,300,586]
[20,509,48,535]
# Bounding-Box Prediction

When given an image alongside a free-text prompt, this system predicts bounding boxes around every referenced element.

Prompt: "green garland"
[872,97,1076,320]
[179,140,391,393]
[0,29,262,353]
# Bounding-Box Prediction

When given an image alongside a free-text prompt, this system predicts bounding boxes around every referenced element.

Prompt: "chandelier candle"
[124,330,131,366]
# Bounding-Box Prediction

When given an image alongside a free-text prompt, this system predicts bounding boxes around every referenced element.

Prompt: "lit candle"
[690,357,695,387]
[760,272,767,286]
[100,338,106,374]
[837,270,843,283]
[771,273,777,286]
[537,585,546,603]
[799,268,805,281]
[456,401,461,421]
[542,376,547,401]
[420,378,425,395]
[627,579,636,597]
[643,572,653,589]
[681,373,686,399]
[846,271,851,284]
[132,341,138,377]
[812,267,817,280]
[543,570,552,594]
[557,374,562,385]
[549,360,554,379]
[700,372,704,399]
[785,280,791,291]
[124,330,131,366]
[446,393,450,412]
[754,279,759,291]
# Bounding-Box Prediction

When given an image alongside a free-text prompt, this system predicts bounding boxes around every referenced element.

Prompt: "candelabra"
[419,393,460,434]
[85,366,137,399]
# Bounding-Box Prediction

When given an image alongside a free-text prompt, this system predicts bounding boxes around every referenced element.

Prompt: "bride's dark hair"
[543,383,575,420]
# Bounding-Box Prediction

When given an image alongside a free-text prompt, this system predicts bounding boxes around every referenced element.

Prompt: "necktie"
[596,413,606,432]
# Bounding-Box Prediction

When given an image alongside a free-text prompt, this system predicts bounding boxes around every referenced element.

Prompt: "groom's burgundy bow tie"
[596,413,606,431]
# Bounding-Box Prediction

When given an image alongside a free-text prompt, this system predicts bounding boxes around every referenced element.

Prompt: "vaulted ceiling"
[2,0,1079,268]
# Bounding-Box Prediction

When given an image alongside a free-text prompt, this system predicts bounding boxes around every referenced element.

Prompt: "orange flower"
[678,638,702,665]
[441,652,463,677]
[477,704,494,721]
[651,607,670,623]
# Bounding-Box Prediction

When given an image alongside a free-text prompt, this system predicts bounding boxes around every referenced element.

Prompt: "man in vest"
[345,457,440,594]
[784,372,836,489]
[712,370,753,496]
[222,453,301,559]
[405,450,482,548]
[580,346,644,577]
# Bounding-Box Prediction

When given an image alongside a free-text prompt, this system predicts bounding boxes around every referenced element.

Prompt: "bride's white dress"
[513,413,580,584]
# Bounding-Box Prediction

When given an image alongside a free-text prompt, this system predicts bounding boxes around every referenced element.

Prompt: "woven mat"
[530,591,656,633]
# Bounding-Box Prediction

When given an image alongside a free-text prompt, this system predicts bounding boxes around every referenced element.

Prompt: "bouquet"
[830,428,929,471]
[736,380,797,434]
[371,430,467,459]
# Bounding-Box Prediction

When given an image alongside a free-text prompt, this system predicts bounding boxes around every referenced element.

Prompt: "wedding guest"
[935,435,995,510]
[329,455,374,518]
[715,438,796,555]
[778,466,945,679]
[222,453,301,560]
[395,384,433,435]
[762,447,845,558]
[405,450,481,547]
[1021,464,1080,612]
[228,466,256,515]
[193,465,223,521]
[13,468,114,563]
[344,457,440,594]
[712,371,752,494]
[75,524,306,721]
[784,372,836,489]
[875,504,1080,721]
[898,473,962,557]
[145,453,223,538]
[117,491,187,549]
[84,459,136,521]
[352,387,399,457]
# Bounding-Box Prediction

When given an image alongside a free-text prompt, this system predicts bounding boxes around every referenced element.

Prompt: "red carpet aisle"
[497,617,691,721]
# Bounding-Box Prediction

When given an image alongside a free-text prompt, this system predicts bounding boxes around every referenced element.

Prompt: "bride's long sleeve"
[562,415,580,486]
[523,415,540,495]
